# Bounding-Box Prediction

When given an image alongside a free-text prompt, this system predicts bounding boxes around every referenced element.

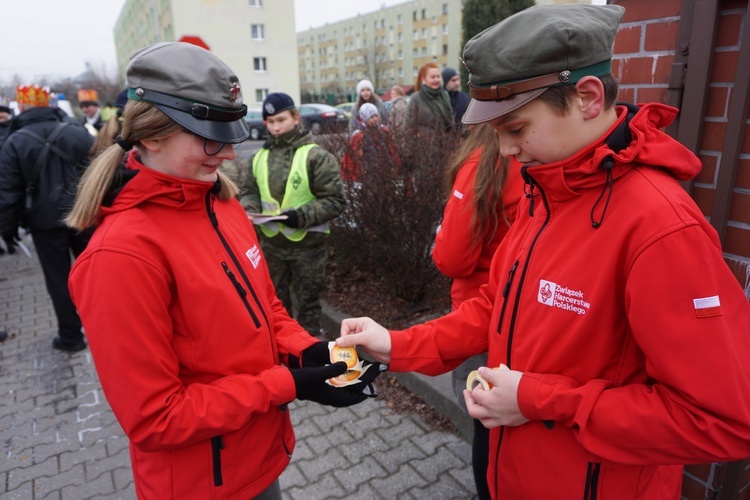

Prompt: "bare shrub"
[325,126,461,303]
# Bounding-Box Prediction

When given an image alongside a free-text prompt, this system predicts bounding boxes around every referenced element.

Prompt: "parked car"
[299,103,347,134]
[244,108,267,141]
[335,102,355,120]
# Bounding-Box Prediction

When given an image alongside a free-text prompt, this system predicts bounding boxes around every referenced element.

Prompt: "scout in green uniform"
[240,93,345,336]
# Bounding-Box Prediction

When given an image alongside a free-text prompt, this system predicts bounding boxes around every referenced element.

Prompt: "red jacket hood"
[524,103,702,201]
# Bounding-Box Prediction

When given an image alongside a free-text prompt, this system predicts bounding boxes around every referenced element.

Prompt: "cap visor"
[157,105,250,143]
[462,88,546,125]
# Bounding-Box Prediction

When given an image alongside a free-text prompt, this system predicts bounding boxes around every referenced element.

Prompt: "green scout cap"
[461,4,625,125]
[126,42,249,143]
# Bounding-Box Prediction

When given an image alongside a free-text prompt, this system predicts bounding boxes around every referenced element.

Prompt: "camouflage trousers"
[260,241,327,336]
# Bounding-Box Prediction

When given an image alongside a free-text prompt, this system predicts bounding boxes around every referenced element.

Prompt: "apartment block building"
[297,0,465,104]
[113,0,300,106]
[295,0,597,104]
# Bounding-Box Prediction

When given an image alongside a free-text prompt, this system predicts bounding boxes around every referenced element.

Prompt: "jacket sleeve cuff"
[517,372,593,426]
[264,365,298,406]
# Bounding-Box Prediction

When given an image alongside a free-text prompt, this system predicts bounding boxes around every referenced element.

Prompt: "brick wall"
[612,0,750,497]
[612,0,750,299]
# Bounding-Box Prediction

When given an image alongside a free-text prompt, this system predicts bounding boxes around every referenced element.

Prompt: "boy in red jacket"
[338,4,750,498]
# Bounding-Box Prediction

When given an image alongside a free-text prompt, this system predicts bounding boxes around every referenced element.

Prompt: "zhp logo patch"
[538,280,557,306]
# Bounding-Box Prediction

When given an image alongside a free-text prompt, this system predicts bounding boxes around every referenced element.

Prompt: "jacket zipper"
[205,193,276,360]
[222,262,260,327]
[505,174,550,370]
[211,436,224,486]
[583,462,600,500]
[497,259,519,342]
[495,171,553,496]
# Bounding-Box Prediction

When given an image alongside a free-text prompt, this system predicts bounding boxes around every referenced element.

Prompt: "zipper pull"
[502,260,519,299]
[222,262,247,297]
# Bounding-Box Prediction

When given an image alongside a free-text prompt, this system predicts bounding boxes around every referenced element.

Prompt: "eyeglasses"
[182,129,241,156]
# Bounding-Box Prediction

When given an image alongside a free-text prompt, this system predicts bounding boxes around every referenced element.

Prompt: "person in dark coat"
[79,99,104,134]
[0,105,13,150]
[0,85,94,351]
[441,67,471,127]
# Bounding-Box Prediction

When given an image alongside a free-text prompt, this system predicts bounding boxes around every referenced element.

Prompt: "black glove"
[288,341,330,369]
[291,361,359,407]
[338,360,388,400]
[281,210,301,228]
[2,233,19,255]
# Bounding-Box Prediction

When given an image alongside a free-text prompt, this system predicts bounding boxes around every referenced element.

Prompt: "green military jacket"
[239,126,345,249]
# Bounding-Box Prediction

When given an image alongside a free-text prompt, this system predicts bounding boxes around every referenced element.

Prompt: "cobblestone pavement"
[0,237,476,499]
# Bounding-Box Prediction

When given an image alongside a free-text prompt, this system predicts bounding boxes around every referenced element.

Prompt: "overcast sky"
[0,0,408,84]
[1,0,604,84]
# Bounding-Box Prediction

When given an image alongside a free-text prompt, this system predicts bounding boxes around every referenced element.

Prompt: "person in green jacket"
[240,92,346,336]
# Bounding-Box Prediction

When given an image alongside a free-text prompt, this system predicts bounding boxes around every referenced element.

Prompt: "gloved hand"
[2,232,19,255]
[280,210,301,228]
[291,361,357,407]
[338,360,388,400]
[288,341,330,369]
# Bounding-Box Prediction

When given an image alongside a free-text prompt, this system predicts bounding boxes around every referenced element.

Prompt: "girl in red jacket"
[65,42,382,500]
[432,122,522,499]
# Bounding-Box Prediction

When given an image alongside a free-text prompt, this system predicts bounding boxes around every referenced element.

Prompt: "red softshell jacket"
[69,153,318,499]
[432,153,524,309]
[389,104,750,499]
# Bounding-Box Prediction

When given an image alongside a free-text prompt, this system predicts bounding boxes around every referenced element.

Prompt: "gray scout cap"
[461,4,625,125]
[126,41,249,143]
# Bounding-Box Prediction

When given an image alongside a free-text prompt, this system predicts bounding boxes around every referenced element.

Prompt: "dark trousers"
[473,419,491,500]
[30,227,92,343]
[261,242,327,336]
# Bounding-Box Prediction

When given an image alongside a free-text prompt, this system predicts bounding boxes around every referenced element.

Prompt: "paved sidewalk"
[0,239,477,499]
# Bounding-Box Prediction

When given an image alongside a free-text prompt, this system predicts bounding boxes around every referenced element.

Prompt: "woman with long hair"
[66,41,382,500]
[405,63,453,133]
[432,122,524,500]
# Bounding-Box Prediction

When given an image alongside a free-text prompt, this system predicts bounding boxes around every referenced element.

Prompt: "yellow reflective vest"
[252,144,327,241]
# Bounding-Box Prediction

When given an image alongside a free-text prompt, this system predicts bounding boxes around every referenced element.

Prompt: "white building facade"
[114,0,300,106]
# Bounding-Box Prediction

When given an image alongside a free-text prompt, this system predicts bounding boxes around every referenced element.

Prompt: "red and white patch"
[693,295,721,318]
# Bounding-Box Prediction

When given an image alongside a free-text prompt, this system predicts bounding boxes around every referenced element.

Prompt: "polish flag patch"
[693,295,721,318]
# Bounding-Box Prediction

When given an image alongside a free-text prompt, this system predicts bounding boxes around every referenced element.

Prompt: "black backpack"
[14,122,76,209]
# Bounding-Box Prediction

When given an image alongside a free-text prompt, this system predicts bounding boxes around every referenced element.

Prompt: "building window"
[248,0,262,6]
[421,47,427,56]
[443,44,448,55]
[413,10,417,21]
[443,24,448,34]
[398,14,403,24]
[413,30,418,40]
[398,32,403,42]
[253,57,267,71]
[421,9,426,19]
[255,88,268,102]
[421,28,427,38]
[251,24,265,40]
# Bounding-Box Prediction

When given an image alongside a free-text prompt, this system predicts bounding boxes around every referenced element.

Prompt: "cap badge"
[135,88,145,98]
[559,70,572,83]
[229,82,241,103]
[264,102,275,115]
